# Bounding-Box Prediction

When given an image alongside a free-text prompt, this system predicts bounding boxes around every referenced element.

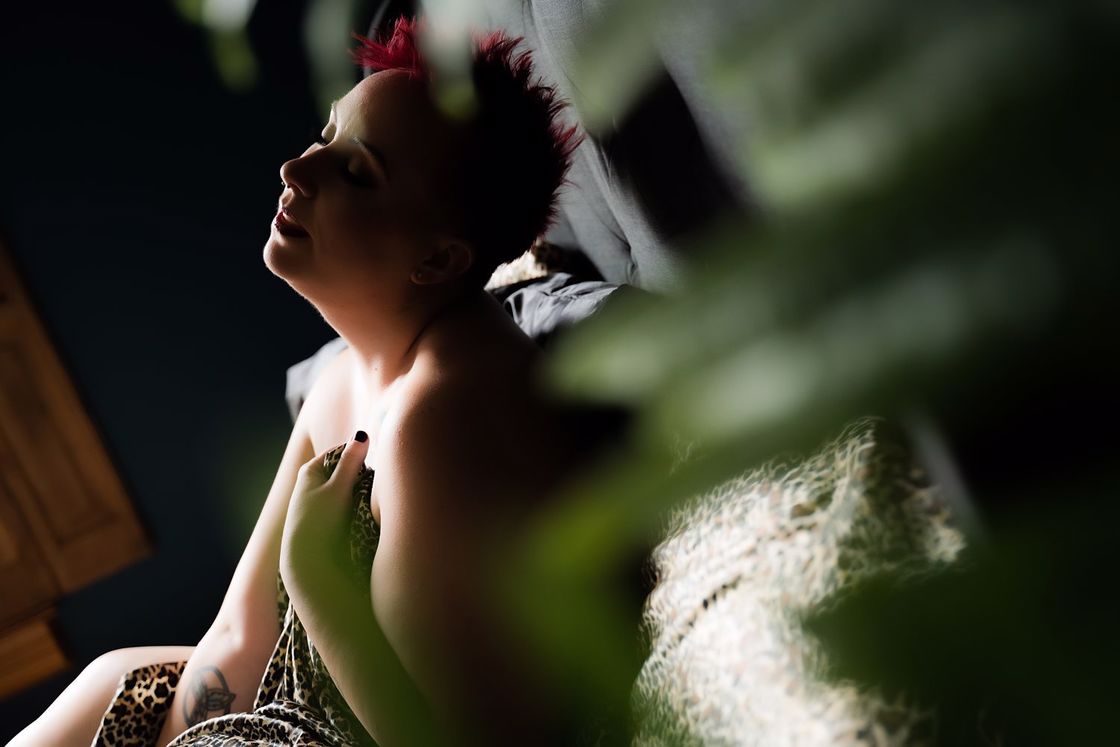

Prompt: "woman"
[13,16,592,746]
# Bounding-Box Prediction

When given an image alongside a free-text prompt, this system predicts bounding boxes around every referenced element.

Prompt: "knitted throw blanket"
[632,417,965,746]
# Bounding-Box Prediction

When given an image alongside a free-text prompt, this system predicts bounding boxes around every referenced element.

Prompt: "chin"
[263,235,319,299]
[263,229,312,275]
[265,235,350,319]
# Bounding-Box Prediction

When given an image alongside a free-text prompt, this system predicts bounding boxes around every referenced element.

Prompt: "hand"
[280,431,370,589]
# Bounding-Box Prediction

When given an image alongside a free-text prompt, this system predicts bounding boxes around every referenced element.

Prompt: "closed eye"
[306,128,375,188]
[323,100,391,184]
[343,167,376,188]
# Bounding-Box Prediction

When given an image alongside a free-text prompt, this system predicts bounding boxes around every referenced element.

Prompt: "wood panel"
[0,451,58,627]
[0,613,69,701]
[0,244,150,592]
[0,236,150,697]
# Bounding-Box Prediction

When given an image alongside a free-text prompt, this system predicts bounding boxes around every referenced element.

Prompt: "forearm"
[155,621,276,747]
[283,559,442,747]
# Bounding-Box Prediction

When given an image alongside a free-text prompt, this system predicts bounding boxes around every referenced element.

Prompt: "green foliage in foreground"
[805,495,1120,746]
[193,0,1119,741]
[502,0,1119,742]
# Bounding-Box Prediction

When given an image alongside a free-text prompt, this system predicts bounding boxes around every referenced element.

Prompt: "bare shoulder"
[382,364,505,497]
[387,351,562,498]
[299,344,357,450]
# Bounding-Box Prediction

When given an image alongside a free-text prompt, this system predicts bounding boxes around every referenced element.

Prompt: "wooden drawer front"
[0,346,111,542]
[0,247,149,593]
[0,614,69,700]
[0,462,59,627]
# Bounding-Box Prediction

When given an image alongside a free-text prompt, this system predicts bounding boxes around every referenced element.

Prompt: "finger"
[326,430,370,489]
[297,444,338,487]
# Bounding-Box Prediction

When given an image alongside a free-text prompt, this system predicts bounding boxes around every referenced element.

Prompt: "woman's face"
[264,70,466,308]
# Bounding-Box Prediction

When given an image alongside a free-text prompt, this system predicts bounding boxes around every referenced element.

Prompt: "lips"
[274,208,310,238]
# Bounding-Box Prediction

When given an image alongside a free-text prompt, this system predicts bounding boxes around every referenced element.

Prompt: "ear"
[411,238,474,285]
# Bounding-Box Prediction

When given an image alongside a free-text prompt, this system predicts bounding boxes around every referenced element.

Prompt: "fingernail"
[355,430,368,443]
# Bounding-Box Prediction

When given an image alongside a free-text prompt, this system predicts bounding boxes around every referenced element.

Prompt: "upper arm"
[370,380,561,737]
[213,354,344,650]
[214,408,313,651]
[371,383,480,684]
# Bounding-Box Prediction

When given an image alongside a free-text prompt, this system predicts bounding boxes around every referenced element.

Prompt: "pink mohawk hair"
[349,16,583,282]
[350,16,427,79]
[470,29,583,233]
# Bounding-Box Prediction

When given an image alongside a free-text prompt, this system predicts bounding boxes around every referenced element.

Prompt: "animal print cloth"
[93,443,380,746]
[92,661,187,746]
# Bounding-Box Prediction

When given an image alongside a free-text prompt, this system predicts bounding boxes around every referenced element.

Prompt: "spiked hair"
[351,16,582,286]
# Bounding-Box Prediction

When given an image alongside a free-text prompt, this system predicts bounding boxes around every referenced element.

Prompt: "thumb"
[327,430,370,488]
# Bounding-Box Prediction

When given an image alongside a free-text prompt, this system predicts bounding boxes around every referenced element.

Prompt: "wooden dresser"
[0,238,150,698]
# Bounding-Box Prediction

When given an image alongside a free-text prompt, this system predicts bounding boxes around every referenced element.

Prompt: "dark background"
[0,2,364,739]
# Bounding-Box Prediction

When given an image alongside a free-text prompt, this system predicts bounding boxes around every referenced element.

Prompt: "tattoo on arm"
[183,665,237,726]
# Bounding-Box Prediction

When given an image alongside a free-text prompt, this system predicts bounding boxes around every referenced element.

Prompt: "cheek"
[322,214,418,281]
[326,189,412,240]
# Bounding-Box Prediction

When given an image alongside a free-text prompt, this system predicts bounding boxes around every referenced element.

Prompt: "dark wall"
[0,2,350,738]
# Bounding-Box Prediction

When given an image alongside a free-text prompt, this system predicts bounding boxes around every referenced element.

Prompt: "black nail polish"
[355,430,368,443]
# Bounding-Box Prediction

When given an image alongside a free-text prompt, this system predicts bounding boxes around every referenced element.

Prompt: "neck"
[315,286,480,393]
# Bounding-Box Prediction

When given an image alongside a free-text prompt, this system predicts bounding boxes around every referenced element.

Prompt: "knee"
[87,645,193,681]
[85,648,138,686]
[7,649,142,747]
[82,646,174,700]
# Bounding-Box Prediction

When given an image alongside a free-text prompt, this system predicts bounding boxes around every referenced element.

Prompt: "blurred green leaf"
[305,0,365,114]
[172,0,260,91]
[568,0,674,132]
[174,0,206,25]
[201,0,257,32]
[803,493,1120,745]
[209,28,258,91]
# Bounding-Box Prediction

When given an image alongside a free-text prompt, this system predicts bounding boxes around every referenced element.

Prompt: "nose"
[279,155,315,199]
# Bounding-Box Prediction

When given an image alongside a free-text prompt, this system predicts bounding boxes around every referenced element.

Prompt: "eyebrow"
[353,137,391,182]
[328,101,391,182]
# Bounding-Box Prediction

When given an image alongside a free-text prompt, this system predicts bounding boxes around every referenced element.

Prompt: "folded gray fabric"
[489,272,625,349]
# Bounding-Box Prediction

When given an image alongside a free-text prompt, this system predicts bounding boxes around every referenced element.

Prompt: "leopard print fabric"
[93,662,186,746]
[93,443,380,746]
[631,417,966,745]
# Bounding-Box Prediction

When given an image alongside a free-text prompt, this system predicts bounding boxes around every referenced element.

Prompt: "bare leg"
[7,645,195,747]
